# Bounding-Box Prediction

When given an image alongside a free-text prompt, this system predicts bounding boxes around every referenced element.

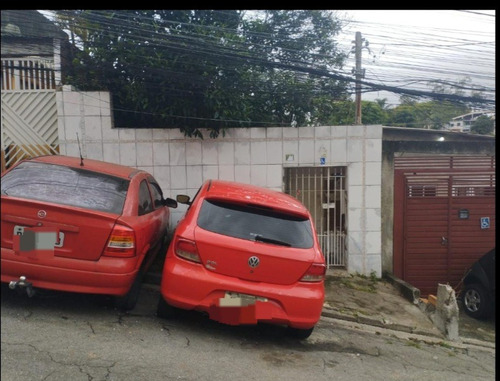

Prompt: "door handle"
[441,236,448,246]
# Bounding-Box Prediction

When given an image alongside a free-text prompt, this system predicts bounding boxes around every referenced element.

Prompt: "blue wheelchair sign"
[480,217,490,229]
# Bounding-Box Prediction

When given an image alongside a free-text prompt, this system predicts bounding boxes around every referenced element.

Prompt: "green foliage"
[389,105,417,127]
[341,273,378,293]
[471,115,494,135]
[383,100,468,129]
[410,101,467,129]
[406,339,422,349]
[361,101,387,125]
[54,10,488,137]
[55,10,347,138]
[318,99,355,125]
[310,96,473,130]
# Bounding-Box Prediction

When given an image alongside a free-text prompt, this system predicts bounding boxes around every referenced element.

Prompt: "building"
[1,10,74,170]
[446,111,495,133]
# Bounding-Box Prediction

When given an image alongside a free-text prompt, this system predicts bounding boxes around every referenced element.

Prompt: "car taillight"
[103,224,136,258]
[175,238,201,263]
[300,263,326,282]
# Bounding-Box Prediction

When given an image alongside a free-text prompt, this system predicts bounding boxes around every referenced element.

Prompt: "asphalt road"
[1,283,495,381]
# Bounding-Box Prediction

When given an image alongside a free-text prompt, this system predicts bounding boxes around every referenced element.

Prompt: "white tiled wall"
[56,88,383,277]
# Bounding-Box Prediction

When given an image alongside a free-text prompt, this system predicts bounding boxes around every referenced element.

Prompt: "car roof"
[204,179,309,216]
[27,155,143,179]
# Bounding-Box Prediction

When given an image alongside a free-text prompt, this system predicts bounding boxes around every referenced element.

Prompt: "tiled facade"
[56,88,383,277]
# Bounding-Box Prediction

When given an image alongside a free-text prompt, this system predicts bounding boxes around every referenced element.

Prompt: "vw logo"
[37,210,47,219]
[248,256,260,268]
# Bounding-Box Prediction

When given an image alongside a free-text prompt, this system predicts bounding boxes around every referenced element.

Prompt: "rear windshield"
[197,199,314,249]
[1,161,130,214]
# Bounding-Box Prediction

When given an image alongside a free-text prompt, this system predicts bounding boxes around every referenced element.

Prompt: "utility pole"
[353,31,365,125]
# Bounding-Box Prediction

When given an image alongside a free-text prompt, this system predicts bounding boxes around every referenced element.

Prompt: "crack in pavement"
[87,321,96,334]
[2,341,117,380]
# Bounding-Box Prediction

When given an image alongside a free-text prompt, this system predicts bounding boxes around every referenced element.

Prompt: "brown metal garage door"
[393,156,495,296]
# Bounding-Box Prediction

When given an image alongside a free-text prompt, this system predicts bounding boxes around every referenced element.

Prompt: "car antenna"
[76,133,84,166]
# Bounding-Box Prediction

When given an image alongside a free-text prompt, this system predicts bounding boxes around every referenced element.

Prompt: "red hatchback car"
[158,180,326,339]
[1,155,177,310]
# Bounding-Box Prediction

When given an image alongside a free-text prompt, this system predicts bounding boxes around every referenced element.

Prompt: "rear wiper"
[254,234,291,247]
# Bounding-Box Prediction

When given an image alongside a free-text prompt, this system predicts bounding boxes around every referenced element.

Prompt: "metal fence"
[284,166,347,268]
[1,58,56,91]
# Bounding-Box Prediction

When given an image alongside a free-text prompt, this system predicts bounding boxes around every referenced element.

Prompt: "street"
[1,283,495,381]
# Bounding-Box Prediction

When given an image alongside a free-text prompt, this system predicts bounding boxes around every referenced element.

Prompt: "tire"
[157,296,178,319]
[462,283,490,319]
[286,326,314,340]
[114,271,144,311]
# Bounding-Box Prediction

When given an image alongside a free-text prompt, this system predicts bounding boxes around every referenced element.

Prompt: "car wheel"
[286,326,314,340]
[157,296,178,319]
[462,283,490,319]
[115,271,144,311]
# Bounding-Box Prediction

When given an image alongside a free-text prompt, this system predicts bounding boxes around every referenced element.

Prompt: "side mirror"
[176,194,191,205]
[164,198,178,208]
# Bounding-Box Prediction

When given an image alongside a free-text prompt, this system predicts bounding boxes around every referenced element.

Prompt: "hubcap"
[464,289,481,312]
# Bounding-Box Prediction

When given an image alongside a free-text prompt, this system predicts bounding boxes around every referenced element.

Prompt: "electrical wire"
[2,9,495,125]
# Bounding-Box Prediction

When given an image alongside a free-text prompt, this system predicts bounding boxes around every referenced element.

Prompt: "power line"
[2,10,495,126]
[33,10,494,99]
[337,10,495,105]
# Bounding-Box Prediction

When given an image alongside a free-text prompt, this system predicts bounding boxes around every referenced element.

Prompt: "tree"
[399,95,419,106]
[361,101,387,124]
[313,99,354,125]
[412,101,468,130]
[375,98,389,110]
[471,115,494,135]
[55,10,348,138]
[388,105,417,127]
[429,77,487,111]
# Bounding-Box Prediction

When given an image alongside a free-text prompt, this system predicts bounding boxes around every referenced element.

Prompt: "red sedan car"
[1,155,177,310]
[158,180,325,339]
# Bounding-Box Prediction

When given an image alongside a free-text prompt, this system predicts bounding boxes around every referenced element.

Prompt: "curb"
[321,306,496,352]
[321,306,442,338]
[383,272,421,303]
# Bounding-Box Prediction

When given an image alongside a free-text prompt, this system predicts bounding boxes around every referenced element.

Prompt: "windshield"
[197,199,314,249]
[1,161,130,214]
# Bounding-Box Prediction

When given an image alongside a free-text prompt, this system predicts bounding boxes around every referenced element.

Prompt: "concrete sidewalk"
[322,270,442,338]
[323,270,495,350]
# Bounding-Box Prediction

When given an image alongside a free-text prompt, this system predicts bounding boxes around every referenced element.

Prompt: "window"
[452,186,495,197]
[138,180,153,215]
[408,185,437,197]
[1,162,129,214]
[148,177,164,209]
[197,200,314,249]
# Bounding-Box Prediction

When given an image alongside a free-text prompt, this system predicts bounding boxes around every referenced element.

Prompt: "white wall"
[56,88,383,277]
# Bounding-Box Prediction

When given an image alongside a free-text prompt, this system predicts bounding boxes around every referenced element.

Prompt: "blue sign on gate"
[480,217,490,229]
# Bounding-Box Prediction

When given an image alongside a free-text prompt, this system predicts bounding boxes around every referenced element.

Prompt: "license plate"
[218,292,267,307]
[13,225,65,252]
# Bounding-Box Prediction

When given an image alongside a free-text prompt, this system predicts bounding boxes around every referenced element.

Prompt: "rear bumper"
[1,248,138,296]
[160,257,325,329]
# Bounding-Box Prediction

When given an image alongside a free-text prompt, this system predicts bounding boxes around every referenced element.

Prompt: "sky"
[335,10,495,108]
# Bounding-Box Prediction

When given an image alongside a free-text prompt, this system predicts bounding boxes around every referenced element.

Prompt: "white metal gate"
[284,166,347,268]
[1,90,59,170]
